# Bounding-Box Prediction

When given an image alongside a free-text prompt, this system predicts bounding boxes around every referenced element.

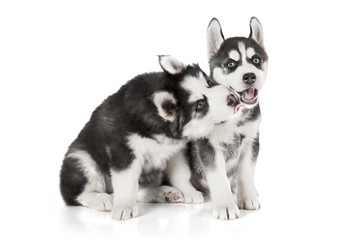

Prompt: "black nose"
[227,94,239,107]
[243,73,256,84]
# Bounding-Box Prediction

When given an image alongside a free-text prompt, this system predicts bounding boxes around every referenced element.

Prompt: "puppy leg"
[111,160,141,220]
[236,136,260,210]
[137,185,184,203]
[205,150,240,220]
[61,150,113,211]
[167,151,204,204]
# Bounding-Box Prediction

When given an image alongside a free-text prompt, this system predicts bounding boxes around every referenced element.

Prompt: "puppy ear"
[207,18,224,60]
[153,91,177,122]
[158,55,186,75]
[249,17,264,47]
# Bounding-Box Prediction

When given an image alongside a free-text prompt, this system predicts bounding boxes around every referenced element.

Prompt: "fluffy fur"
[60,55,241,220]
[188,17,268,220]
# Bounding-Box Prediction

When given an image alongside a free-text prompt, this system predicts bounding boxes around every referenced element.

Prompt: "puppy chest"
[128,134,185,168]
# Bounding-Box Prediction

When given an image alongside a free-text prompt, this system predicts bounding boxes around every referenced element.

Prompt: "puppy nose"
[227,94,239,107]
[243,73,256,84]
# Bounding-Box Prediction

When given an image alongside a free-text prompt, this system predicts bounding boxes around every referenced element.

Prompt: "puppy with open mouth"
[179,17,268,220]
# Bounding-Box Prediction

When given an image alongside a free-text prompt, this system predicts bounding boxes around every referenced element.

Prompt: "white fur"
[111,161,141,220]
[229,50,240,61]
[208,117,243,189]
[201,17,266,217]
[167,151,204,204]
[111,132,185,220]
[212,42,267,94]
[77,192,113,211]
[127,133,185,169]
[212,67,236,90]
[181,76,238,139]
[159,55,186,75]
[236,118,261,210]
[246,47,255,59]
[199,112,262,212]
[250,17,264,47]
[181,75,208,103]
[205,146,240,220]
[67,150,112,211]
[137,186,184,203]
[152,91,177,122]
[182,119,215,140]
[237,148,259,210]
[67,150,106,192]
[239,42,247,63]
[207,18,224,59]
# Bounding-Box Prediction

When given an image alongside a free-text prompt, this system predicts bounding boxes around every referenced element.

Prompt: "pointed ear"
[207,18,224,60]
[158,55,186,75]
[249,17,264,47]
[153,91,177,122]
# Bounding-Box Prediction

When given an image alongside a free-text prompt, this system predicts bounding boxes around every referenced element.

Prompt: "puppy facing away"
[185,17,268,220]
[60,55,242,220]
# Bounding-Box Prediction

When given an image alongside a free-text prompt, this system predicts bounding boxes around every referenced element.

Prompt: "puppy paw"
[237,189,260,210]
[77,192,113,211]
[163,188,184,203]
[182,190,204,204]
[111,205,138,220]
[97,193,113,211]
[238,197,260,210]
[213,203,240,220]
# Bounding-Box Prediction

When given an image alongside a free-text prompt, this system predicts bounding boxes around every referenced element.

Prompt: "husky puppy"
[60,55,241,220]
[185,17,268,220]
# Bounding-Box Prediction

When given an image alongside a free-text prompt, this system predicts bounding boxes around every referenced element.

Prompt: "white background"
[1,0,360,239]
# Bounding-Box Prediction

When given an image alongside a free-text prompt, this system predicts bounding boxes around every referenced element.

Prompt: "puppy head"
[154,55,242,140]
[207,17,268,107]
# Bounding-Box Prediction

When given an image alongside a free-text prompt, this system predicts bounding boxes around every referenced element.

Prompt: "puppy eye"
[195,100,207,111]
[252,57,261,65]
[226,61,236,68]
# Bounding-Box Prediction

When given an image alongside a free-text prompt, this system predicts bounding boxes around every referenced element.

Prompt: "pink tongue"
[243,88,255,100]
[235,103,244,113]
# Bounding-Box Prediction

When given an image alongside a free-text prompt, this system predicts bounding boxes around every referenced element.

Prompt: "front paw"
[161,186,184,203]
[182,190,204,204]
[111,205,138,220]
[213,203,240,220]
[237,194,260,210]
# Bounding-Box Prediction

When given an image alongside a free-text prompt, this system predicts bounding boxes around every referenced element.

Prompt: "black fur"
[139,167,167,187]
[251,133,260,162]
[187,142,206,180]
[237,104,261,126]
[60,157,87,206]
[220,134,244,162]
[187,138,216,187]
[197,138,216,169]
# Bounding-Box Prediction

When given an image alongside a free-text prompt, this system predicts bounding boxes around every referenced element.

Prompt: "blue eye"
[226,61,236,68]
[253,57,261,65]
[196,100,206,111]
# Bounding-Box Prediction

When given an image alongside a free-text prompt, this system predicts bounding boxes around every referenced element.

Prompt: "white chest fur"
[208,114,261,181]
[127,133,185,169]
[210,114,261,144]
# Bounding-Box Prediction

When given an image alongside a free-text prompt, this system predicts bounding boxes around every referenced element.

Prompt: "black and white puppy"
[60,55,241,220]
[187,17,268,220]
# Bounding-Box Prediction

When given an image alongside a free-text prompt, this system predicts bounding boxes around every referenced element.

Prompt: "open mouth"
[239,88,258,105]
